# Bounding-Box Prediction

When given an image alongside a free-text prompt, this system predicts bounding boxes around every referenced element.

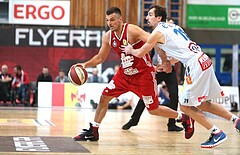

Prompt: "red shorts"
[102,68,159,110]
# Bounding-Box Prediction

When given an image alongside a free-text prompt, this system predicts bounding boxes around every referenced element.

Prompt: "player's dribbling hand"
[74,63,86,69]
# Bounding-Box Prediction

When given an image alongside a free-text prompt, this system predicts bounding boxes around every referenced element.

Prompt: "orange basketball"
[68,64,88,86]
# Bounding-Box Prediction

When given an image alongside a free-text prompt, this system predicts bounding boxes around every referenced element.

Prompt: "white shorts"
[179,53,224,106]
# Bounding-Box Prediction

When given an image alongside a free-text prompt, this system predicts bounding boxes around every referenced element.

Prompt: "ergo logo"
[14,4,65,20]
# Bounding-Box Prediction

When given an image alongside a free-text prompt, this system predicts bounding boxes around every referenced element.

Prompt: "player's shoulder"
[103,30,111,36]
[127,24,142,30]
[102,30,111,39]
[155,22,174,33]
[127,23,146,35]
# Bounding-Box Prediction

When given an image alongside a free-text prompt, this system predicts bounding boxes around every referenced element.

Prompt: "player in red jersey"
[73,7,194,141]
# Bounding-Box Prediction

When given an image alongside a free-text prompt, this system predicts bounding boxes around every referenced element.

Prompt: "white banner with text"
[9,0,70,25]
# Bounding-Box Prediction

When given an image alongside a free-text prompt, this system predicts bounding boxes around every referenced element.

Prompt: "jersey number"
[173,28,189,41]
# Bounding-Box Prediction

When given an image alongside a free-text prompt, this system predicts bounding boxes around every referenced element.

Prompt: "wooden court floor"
[0,106,239,155]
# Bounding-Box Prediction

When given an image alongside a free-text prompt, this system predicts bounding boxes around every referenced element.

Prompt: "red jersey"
[109,23,153,76]
[103,23,159,110]
[12,70,29,87]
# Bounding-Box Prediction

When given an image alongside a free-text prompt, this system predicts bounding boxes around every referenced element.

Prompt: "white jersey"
[154,22,202,66]
[154,22,224,106]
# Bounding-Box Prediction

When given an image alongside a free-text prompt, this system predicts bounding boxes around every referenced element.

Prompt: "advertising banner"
[38,83,239,111]
[0,27,105,48]
[9,0,70,25]
[187,0,240,29]
[0,26,118,82]
[38,83,112,108]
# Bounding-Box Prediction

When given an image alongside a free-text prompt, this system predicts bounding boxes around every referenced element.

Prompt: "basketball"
[68,64,88,86]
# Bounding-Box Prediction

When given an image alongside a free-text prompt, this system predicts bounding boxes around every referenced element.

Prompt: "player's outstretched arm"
[124,31,164,58]
[128,24,150,43]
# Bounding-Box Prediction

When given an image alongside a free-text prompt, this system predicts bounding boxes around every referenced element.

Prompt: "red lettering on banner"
[52,6,65,20]
[13,4,65,20]
[38,5,49,19]
[14,4,24,19]
[26,5,36,19]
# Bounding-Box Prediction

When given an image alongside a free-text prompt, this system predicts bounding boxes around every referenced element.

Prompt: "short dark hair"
[149,5,167,22]
[106,7,122,16]
[14,65,22,71]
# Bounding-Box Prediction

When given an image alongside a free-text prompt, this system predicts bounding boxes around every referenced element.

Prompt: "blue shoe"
[201,130,227,148]
[235,118,240,132]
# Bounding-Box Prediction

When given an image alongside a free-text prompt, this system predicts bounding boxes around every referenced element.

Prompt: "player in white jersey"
[123,5,240,148]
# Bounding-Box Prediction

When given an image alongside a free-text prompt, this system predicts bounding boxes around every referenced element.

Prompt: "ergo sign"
[9,0,70,25]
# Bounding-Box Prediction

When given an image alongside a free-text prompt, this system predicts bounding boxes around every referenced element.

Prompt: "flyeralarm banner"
[9,0,70,25]
[186,0,240,29]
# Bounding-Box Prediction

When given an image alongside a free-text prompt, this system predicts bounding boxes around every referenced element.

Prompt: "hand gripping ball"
[68,64,88,86]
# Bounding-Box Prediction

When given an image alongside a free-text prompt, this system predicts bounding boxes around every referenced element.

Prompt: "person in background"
[34,66,53,106]
[87,67,104,83]
[158,81,170,107]
[12,65,29,103]
[107,65,120,82]
[91,91,134,110]
[37,66,53,85]
[0,65,12,105]
[55,69,69,83]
